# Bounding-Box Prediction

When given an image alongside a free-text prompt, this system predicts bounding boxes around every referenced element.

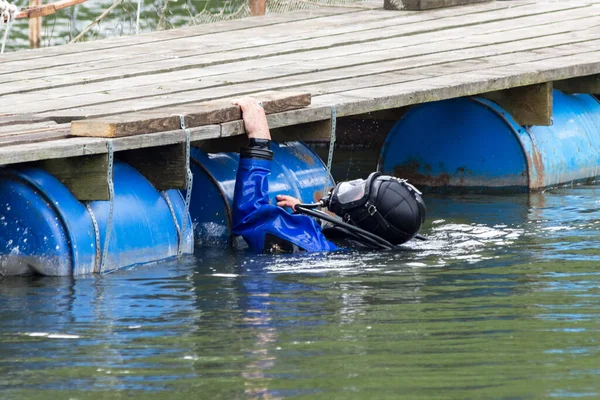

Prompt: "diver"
[231,97,427,254]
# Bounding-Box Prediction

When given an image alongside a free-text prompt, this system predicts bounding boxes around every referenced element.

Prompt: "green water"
[3,0,233,52]
[1,182,599,399]
[3,4,600,398]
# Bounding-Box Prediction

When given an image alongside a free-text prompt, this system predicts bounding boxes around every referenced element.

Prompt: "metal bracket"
[100,140,115,273]
[162,191,182,241]
[86,203,101,273]
[326,105,337,174]
[179,115,193,257]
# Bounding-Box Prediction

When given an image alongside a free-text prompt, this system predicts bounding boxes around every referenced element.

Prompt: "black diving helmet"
[321,172,426,245]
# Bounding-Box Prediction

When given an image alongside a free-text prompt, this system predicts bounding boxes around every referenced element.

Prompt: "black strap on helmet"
[294,204,395,250]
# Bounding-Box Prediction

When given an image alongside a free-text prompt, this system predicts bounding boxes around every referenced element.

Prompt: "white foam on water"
[47,334,80,339]
[406,262,427,267]
[25,332,80,339]
[212,273,238,278]
[541,226,576,232]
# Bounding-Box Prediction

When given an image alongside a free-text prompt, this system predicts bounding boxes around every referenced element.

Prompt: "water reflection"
[0,184,599,398]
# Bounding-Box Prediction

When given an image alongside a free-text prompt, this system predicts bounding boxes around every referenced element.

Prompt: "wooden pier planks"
[0,2,571,93]
[0,121,70,147]
[70,91,311,137]
[384,0,493,11]
[2,2,597,116]
[8,6,599,122]
[2,0,600,166]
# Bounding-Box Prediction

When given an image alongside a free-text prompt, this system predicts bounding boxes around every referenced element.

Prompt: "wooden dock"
[2,0,600,196]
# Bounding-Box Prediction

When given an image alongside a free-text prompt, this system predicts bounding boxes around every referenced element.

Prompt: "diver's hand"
[276,195,301,210]
[231,97,271,140]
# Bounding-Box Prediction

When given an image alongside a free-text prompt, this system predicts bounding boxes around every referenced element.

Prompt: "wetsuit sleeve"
[231,147,337,253]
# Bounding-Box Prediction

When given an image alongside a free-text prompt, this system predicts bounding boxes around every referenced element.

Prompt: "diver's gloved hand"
[231,97,271,140]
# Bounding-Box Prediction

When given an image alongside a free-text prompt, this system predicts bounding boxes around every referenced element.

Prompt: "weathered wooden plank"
[2,10,589,119]
[1,7,362,64]
[0,1,520,77]
[256,43,586,128]
[0,114,52,127]
[38,154,109,200]
[482,82,553,125]
[292,37,600,97]
[385,0,493,11]
[18,7,600,118]
[17,0,91,19]
[1,9,405,78]
[0,125,220,166]
[0,121,59,136]
[120,144,187,190]
[0,103,329,165]
[70,113,181,138]
[0,9,378,76]
[2,46,598,165]
[69,91,310,137]
[311,50,600,117]
[267,106,332,129]
[554,74,600,94]
[0,4,533,105]
[259,91,312,114]
[220,120,245,138]
[0,130,70,147]
[38,24,600,121]
[0,1,578,95]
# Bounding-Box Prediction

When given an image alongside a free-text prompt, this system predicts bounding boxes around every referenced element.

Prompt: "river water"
[3,3,600,398]
[1,179,599,399]
[3,0,233,52]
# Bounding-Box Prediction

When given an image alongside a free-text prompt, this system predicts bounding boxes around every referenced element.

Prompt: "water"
[1,183,599,399]
[3,4,600,398]
[3,0,233,52]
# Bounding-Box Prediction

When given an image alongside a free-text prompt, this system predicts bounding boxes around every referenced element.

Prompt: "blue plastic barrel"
[0,162,192,276]
[379,90,600,191]
[189,141,334,247]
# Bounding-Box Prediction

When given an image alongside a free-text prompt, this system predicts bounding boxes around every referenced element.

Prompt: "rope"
[69,0,122,44]
[0,0,18,54]
[100,140,115,273]
[178,115,193,257]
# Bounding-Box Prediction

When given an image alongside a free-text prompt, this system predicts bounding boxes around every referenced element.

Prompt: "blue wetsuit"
[231,144,337,253]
